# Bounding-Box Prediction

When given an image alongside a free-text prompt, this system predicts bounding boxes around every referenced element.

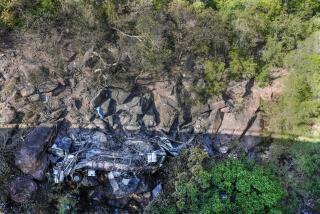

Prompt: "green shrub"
[102,0,117,22]
[265,32,320,137]
[152,0,170,10]
[0,0,24,27]
[265,141,320,212]
[35,0,58,15]
[58,194,78,214]
[203,59,226,96]
[153,148,284,214]
[229,49,257,80]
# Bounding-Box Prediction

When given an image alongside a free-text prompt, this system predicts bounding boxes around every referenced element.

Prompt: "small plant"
[57,194,78,214]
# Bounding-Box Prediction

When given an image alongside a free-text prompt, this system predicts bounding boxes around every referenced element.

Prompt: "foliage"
[229,49,258,79]
[102,0,117,22]
[34,0,58,15]
[149,148,284,214]
[265,32,320,137]
[264,141,320,212]
[152,0,171,10]
[203,59,226,96]
[0,0,24,27]
[57,194,78,214]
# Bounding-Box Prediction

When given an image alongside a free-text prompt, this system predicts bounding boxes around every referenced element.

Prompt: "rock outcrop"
[15,125,56,180]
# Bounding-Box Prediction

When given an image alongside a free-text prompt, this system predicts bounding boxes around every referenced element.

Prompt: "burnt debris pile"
[49,128,192,185]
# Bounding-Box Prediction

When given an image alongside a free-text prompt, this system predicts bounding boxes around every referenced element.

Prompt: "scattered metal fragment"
[152,183,162,199]
[96,106,105,119]
[88,169,96,177]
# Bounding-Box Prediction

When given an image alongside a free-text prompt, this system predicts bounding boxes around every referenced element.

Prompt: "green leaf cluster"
[150,148,284,214]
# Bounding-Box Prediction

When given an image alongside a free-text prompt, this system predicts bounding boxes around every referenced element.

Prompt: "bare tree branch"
[111,27,143,42]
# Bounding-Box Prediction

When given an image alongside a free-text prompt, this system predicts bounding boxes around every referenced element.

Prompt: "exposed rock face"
[8,176,38,203]
[216,88,261,147]
[110,88,130,105]
[192,100,225,134]
[226,80,249,100]
[0,104,15,124]
[38,81,59,93]
[15,125,56,180]
[90,89,108,108]
[148,81,179,132]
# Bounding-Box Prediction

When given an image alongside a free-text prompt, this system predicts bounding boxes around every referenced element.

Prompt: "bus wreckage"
[49,131,194,185]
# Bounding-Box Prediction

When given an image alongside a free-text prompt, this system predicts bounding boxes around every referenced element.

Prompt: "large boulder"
[226,80,249,100]
[192,100,225,134]
[148,81,179,132]
[115,94,154,131]
[215,87,262,147]
[8,176,38,203]
[15,125,56,180]
[110,88,130,105]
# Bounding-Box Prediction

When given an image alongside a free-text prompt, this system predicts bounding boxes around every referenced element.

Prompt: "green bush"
[203,59,226,96]
[0,0,24,27]
[151,148,284,214]
[102,0,117,22]
[35,0,58,15]
[265,141,320,212]
[265,32,320,137]
[229,49,257,79]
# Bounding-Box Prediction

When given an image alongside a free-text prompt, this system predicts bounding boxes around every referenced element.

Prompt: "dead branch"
[111,27,143,42]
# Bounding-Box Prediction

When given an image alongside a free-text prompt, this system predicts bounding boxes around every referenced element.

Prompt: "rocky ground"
[0,27,286,213]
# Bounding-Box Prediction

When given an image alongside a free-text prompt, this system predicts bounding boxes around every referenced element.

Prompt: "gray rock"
[15,125,55,180]
[219,146,229,154]
[0,105,15,124]
[101,98,116,116]
[93,118,107,130]
[226,81,248,100]
[116,97,142,113]
[118,111,141,131]
[8,176,37,203]
[142,104,158,128]
[50,109,65,121]
[110,88,130,105]
[143,114,157,128]
[38,81,59,93]
[29,93,40,102]
[90,89,108,108]
[193,109,223,134]
[148,81,179,131]
[216,91,261,146]
[20,86,35,97]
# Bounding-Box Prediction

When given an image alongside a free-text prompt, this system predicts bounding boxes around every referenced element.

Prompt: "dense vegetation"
[265,32,320,137]
[147,144,320,214]
[0,0,319,213]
